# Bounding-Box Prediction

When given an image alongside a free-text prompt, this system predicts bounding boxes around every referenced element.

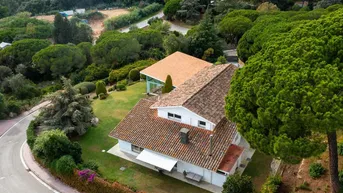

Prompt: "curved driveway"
[0,111,52,193]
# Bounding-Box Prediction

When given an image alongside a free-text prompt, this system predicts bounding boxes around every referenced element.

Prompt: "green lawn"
[77,82,209,193]
[243,151,273,191]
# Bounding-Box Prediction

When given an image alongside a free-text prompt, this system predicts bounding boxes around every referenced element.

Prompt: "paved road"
[120,11,189,35]
[0,111,52,193]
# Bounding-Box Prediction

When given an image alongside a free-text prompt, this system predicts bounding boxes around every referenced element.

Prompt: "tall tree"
[187,13,223,62]
[162,75,173,93]
[226,9,343,192]
[37,77,94,136]
[53,13,72,44]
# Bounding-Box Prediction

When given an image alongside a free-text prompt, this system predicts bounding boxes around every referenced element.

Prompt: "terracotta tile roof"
[218,144,244,173]
[151,64,238,124]
[140,52,212,87]
[109,98,237,171]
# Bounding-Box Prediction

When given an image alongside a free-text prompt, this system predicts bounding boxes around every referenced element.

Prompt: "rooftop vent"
[180,128,189,144]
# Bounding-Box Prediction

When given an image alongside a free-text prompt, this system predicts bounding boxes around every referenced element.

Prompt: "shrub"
[296,181,311,191]
[41,83,62,95]
[338,142,343,155]
[108,87,114,92]
[129,69,140,81]
[163,0,182,20]
[215,56,227,65]
[32,130,82,164]
[6,100,21,114]
[79,86,89,95]
[339,170,343,184]
[81,160,99,172]
[73,82,96,94]
[162,75,173,93]
[26,120,37,149]
[56,155,76,176]
[108,59,156,83]
[261,175,282,193]
[117,79,128,86]
[96,80,107,96]
[99,93,107,100]
[0,65,13,81]
[223,174,253,193]
[116,83,126,91]
[309,163,325,178]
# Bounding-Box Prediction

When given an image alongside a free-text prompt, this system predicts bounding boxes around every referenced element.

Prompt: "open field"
[77,82,209,193]
[34,9,129,38]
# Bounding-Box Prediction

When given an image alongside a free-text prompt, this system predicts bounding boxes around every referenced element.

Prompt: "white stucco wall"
[157,107,215,130]
[232,132,241,145]
[117,140,230,187]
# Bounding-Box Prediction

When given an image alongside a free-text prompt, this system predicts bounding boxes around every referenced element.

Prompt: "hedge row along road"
[0,111,52,193]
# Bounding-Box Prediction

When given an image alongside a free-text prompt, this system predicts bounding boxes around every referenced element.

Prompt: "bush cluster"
[56,155,76,176]
[309,163,325,178]
[105,3,163,30]
[26,120,37,149]
[96,80,107,96]
[261,175,282,193]
[73,82,96,95]
[108,59,156,83]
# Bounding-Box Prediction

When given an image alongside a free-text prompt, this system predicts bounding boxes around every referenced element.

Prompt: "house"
[109,64,254,191]
[140,51,212,93]
[60,10,74,16]
[75,9,86,14]
[0,42,11,49]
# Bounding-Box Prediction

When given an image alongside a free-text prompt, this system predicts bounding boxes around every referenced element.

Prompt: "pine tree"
[162,75,173,93]
[53,13,72,44]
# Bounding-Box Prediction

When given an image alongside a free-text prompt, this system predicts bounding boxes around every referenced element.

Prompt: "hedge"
[26,120,37,149]
[129,69,140,81]
[105,3,163,30]
[261,175,282,193]
[74,82,96,94]
[108,59,156,83]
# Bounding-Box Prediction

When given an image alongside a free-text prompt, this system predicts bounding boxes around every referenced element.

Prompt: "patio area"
[107,144,223,193]
[236,137,256,175]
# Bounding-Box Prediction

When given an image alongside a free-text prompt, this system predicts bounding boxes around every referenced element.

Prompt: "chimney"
[180,128,189,144]
[209,134,213,156]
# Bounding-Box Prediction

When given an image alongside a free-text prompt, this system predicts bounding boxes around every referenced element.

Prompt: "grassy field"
[77,82,208,193]
[243,151,273,191]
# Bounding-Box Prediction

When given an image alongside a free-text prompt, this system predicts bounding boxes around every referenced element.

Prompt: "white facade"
[75,9,86,14]
[156,106,215,131]
[117,139,233,187]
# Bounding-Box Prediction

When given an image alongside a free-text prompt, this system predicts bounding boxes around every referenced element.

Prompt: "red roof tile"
[109,98,237,171]
[218,144,244,173]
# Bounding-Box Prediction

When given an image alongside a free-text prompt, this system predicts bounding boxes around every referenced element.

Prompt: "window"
[167,112,181,121]
[131,144,144,153]
[198,121,206,128]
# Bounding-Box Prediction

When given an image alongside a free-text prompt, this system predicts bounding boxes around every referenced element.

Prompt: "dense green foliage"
[163,32,189,55]
[226,9,343,164]
[1,74,40,99]
[73,81,96,94]
[77,42,93,66]
[338,142,343,156]
[162,75,173,93]
[0,92,6,118]
[32,129,82,163]
[108,59,156,83]
[129,69,140,81]
[26,120,37,149]
[222,174,253,193]
[219,15,253,44]
[237,9,328,62]
[261,175,282,193]
[0,39,51,69]
[37,77,94,136]
[92,33,141,68]
[176,0,204,24]
[187,13,223,62]
[105,3,163,30]
[164,0,182,20]
[33,44,86,77]
[95,80,107,96]
[0,13,52,42]
[0,65,12,80]
[56,155,76,175]
[309,163,325,178]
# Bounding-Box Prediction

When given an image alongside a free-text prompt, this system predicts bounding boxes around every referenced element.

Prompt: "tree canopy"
[37,77,94,136]
[219,15,253,44]
[226,9,343,192]
[33,44,86,77]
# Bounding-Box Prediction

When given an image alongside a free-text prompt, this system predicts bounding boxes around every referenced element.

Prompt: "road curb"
[20,141,60,193]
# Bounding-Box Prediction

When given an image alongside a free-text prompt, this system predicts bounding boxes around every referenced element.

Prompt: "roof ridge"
[182,64,235,107]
